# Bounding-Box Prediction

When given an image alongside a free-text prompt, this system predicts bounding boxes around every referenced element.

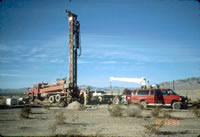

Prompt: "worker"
[98,96,103,104]
[80,92,84,104]
[84,91,88,106]
[108,98,112,105]
[141,85,146,89]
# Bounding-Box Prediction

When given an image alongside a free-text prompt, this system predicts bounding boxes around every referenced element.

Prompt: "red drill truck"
[27,10,81,106]
[27,79,77,105]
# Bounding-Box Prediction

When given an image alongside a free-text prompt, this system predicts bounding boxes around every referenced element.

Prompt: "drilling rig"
[66,10,81,101]
[27,10,81,106]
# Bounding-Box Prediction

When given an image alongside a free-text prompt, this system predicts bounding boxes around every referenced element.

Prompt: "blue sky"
[0,0,200,88]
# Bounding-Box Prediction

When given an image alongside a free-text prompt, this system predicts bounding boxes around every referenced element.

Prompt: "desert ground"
[0,101,200,137]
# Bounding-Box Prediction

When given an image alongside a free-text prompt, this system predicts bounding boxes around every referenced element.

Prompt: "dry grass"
[190,99,200,117]
[55,112,66,125]
[143,122,164,137]
[108,104,124,117]
[151,106,171,118]
[48,111,66,135]
[49,111,82,136]
[125,104,142,118]
[66,128,83,136]
[48,123,57,135]
[42,105,50,110]
[20,106,32,119]
[78,104,86,111]
[151,106,161,118]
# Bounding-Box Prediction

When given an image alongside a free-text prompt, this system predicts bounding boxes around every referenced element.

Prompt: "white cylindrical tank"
[6,98,17,106]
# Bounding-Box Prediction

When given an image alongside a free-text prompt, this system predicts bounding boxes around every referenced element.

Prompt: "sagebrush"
[144,122,163,136]
[126,104,142,117]
[190,99,200,117]
[55,112,66,125]
[20,106,32,118]
[108,105,124,117]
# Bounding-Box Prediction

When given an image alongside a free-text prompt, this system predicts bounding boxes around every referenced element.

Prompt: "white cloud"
[78,60,92,64]
[0,73,24,77]
[33,54,48,58]
[30,47,44,54]
[50,59,64,63]
[100,61,117,64]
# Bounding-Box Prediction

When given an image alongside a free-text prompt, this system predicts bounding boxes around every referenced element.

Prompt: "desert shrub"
[144,122,163,136]
[193,109,200,117]
[20,106,32,118]
[19,126,30,130]
[151,106,171,118]
[151,106,162,118]
[78,104,86,111]
[48,123,57,135]
[49,111,82,136]
[43,105,50,110]
[190,99,200,117]
[126,104,142,117]
[108,104,124,117]
[55,112,66,125]
[55,128,83,137]
[162,111,172,119]
[48,111,66,135]
[66,128,83,136]
[2,99,6,105]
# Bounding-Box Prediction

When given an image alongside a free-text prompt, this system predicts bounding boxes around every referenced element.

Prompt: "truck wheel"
[29,94,34,102]
[55,94,61,103]
[172,102,181,110]
[141,101,147,109]
[49,96,55,104]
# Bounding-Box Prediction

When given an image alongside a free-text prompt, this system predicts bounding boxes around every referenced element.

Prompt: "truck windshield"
[169,89,178,95]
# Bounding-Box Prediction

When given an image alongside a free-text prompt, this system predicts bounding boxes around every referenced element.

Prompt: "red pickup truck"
[124,88,187,109]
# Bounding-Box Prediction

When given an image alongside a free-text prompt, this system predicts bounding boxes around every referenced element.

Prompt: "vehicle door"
[147,89,155,104]
[125,90,132,103]
[131,90,137,103]
[168,89,180,102]
[155,89,164,104]
[137,90,149,103]
[162,89,171,104]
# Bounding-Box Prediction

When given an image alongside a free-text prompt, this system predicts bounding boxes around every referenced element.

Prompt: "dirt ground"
[0,104,200,137]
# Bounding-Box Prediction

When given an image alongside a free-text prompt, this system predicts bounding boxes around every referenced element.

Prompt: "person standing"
[84,91,88,106]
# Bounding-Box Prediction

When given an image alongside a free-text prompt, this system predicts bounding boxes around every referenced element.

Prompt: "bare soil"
[0,104,200,137]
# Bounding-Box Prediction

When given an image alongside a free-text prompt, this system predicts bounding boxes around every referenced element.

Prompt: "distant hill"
[79,85,127,92]
[159,77,200,90]
[1,77,200,95]
[0,88,27,94]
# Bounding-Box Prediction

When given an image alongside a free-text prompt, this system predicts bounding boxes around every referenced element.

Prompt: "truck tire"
[49,96,55,104]
[28,94,34,102]
[141,101,147,109]
[55,94,61,103]
[172,102,181,110]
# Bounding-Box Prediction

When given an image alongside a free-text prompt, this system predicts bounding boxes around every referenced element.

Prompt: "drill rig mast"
[27,10,81,106]
[66,10,81,99]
